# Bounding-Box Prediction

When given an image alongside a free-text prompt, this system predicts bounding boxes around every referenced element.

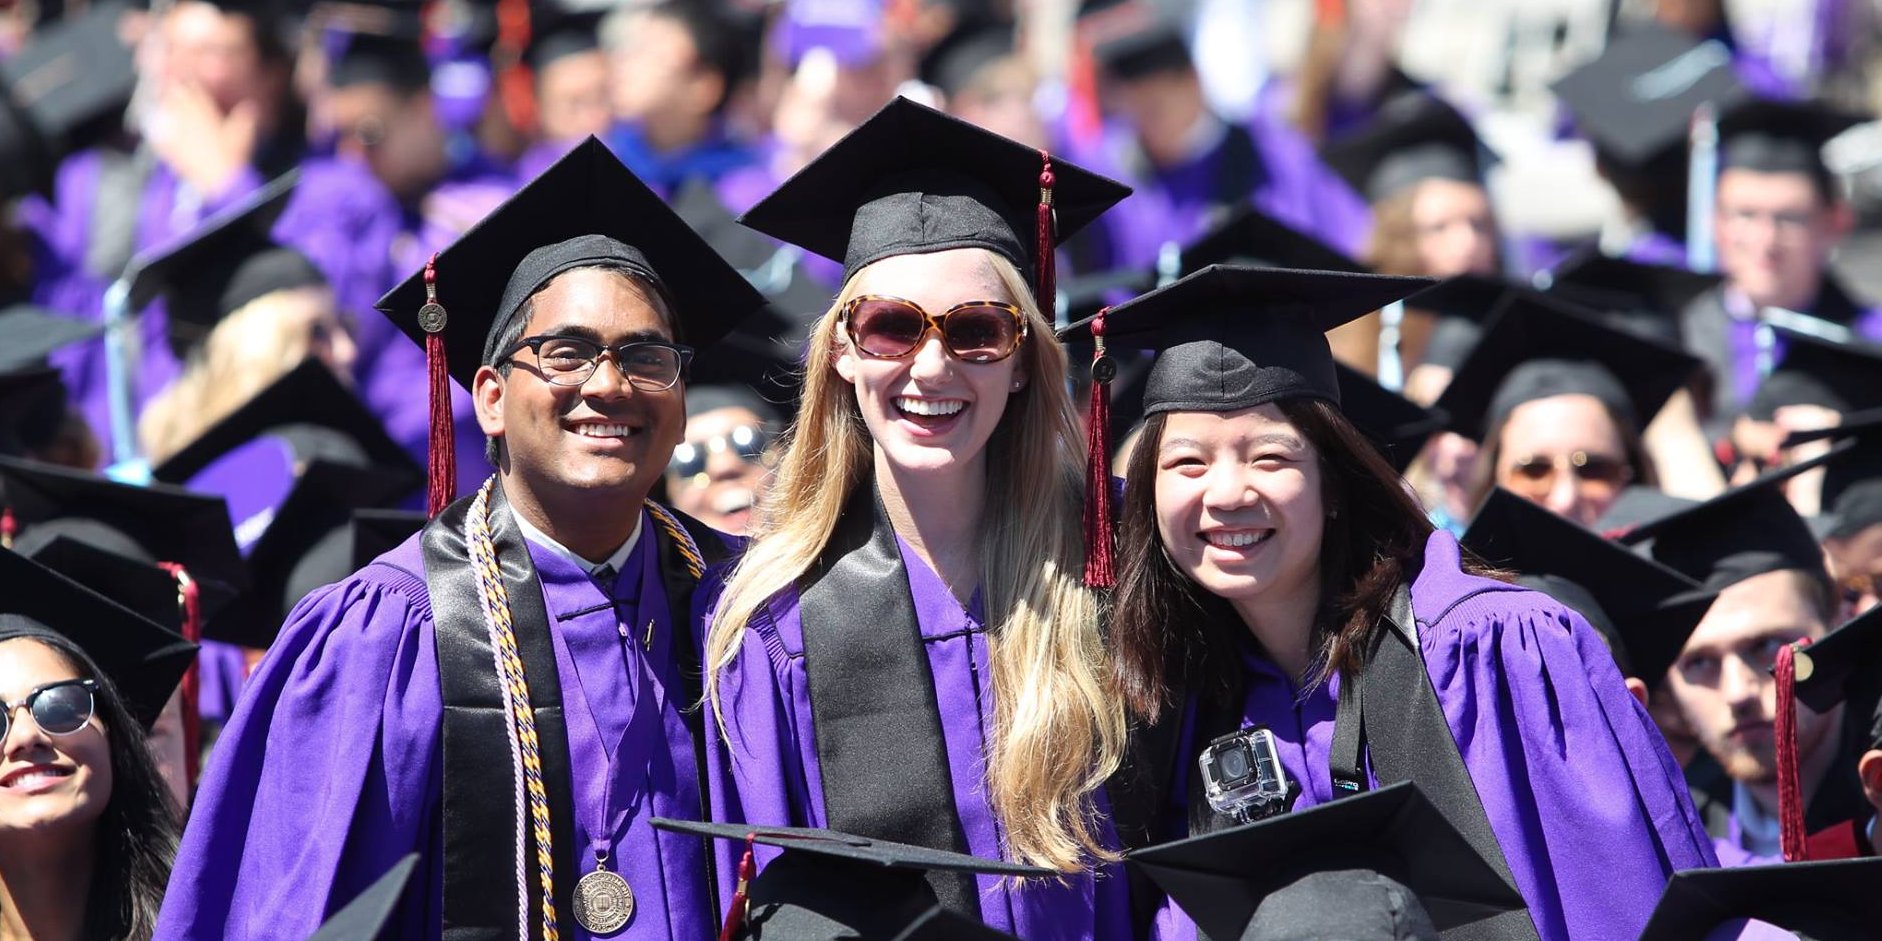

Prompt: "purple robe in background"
[1679,274,1882,426]
[702,536,1134,941]
[155,506,714,941]
[1151,532,1717,941]
[1063,111,1371,272]
[713,156,845,289]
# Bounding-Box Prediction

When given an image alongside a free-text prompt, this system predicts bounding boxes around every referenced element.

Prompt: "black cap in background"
[351,507,427,568]
[1747,329,1882,421]
[1539,250,1720,345]
[1126,781,1527,941]
[1337,364,1449,473]
[1718,98,1867,182]
[1462,488,1715,683]
[0,3,137,198]
[1782,409,1882,541]
[0,304,101,372]
[1792,606,1882,751]
[0,368,69,458]
[1636,857,1882,941]
[1177,205,1368,277]
[525,7,605,72]
[1321,93,1492,203]
[738,96,1131,286]
[1058,266,1434,417]
[376,137,770,391]
[0,547,197,728]
[1402,274,1522,372]
[328,32,431,93]
[1551,22,1752,171]
[1076,0,1191,80]
[652,818,1048,941]
[305,853,421,941]
[887,906,1020,941]
[1434,292,1702,442]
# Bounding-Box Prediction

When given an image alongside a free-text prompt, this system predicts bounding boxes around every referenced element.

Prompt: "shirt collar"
[1733,781,1783,857]
[512,508,642,579]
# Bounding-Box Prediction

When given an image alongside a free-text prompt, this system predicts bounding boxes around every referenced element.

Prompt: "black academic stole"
[797,485,980,915]
[424,483,724,941]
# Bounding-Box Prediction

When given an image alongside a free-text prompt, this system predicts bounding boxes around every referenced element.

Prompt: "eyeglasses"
[1502,451,1633,497]
[506,335,695,391]
[669,424,769,481]
[839,296,1027,364]
[2,679,97,740]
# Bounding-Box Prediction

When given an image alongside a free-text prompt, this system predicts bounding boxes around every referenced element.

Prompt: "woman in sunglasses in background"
[698,99,1136,938]
[664,385,779,536]
[1,550,192,941]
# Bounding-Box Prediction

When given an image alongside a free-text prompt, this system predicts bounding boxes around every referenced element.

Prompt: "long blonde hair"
[704,249,1125,872]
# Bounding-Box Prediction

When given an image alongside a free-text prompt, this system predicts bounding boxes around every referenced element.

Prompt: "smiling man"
[154,139,767,941]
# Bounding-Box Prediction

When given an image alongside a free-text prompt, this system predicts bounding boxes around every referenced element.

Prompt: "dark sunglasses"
[840,296,1027,364]
[2,678,98,740]
[669,424,769,481]
[1505,451,1633,494]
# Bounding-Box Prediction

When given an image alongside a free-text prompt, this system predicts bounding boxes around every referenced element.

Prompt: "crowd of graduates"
[9,0,1882,939]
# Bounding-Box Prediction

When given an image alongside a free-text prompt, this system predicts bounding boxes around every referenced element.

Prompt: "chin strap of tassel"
[1083,310,1116,588]
[1776,638,1813,861]
[421,254,456,517]
[719,832,758,941]
[158,561,202,788]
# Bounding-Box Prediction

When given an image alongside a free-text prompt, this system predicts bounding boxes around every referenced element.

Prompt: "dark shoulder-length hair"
[1109,398,1439,723]
[0,622,180,941]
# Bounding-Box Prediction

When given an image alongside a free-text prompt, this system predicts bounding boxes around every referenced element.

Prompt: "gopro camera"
[1199,726,1291,824]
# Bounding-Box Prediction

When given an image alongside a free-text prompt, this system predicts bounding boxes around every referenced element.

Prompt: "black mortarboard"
[1402,274,1520,371]
[0,367,69,457]
[22,534,190,635]
[1718,98,1866,181]
[1178,205,1368,277]
[149,358,420,503]
[1617,448,1843,593]
[1337,364,1448,473]
[927,26,1015,99]
[1057,266,1434,416]
[651,819,1048,940]
[0,547,197,728]
[328,32,431,93]
[1749,329,1882,420]
[126,172,325,360]
[737,96,1131,288]
[0,456,248,616]
[525,8,605,72]
[1792,606,1882,751]
[1636,857,1882,941]
[1127,781,1527,941]
[1321,94,1491,203]
[1782,409,1882,541]
[305,853,421,941]
[1551,22,1752,171]
[1462,488,1715,682]
[0,304,100,371]
[1595,484,1697,536]
[1434,292,1702,442]
[352,508,426,567]
[1076,0,1190,79]
[0,3,137,198]
[887,906,1020,941]
[1539,250,1720,345]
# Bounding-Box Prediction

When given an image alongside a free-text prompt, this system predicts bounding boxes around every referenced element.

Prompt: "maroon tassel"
[1083,311,1116,589]
[420,254,456,517]
[0,505,14,550]
[1776,639,1812,861]
[159,562,202,789]
[719,834,758,941]
[1035,150,1056,310]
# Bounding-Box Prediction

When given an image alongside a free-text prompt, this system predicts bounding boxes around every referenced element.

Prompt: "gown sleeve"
[1420,585,1720,941]
[154,568,444,941]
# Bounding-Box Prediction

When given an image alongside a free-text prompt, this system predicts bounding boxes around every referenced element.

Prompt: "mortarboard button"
[305,853,421,941]
[1789,606,1882,751]
[1126,781,1527,941]
[0,547,197,728]
[1320,94,1493,203]
[1636,857,1882,941]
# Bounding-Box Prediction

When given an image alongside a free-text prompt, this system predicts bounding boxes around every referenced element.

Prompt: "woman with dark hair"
[1074,266,1715,941]
[0,549,193,941]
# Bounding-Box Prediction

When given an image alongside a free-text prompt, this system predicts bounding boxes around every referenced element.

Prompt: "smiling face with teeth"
[833,248,1028,482]
[0,638,112,841]
[1153,405,1327,624]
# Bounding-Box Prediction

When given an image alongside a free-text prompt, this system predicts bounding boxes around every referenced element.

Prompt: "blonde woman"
[700,98,1133,939]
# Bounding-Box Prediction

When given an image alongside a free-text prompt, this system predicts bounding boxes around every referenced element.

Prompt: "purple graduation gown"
[155,508,714,941]
[1679,275,1882,424]
[702,535,1134,941]
[1151,532,1718,941]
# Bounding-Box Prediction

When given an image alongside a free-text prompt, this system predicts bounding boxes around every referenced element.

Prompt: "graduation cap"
[21,535,192,634]
[1539,250,1719,345]
[328,32,431,93]
[1076,0,1190,80]
[352,507,427,566]
[1718,98,1867,183]
[651,818,1048,940]
[1781,409,1882,541]
[1058,266,1436,417]
[1462,487,1715,682]
[1433,292,1702,442]
[0,547,197,728]
[1337,364,1449,474]
[1178,205,1368,277]
[0,455,248,624]
[926,26,1016,99]
[1401,274,1522,372]
[374,137,770,512]
[125,172,325,360]
[525,7,604,72]
[737,96,1131,292]
[1617,446,1845,593]
[1636,857,1882,941]
[1321,94,1492,203]
[0,3,137,198]
[0,367,70,458]
[148,358,421,503]
[1126,781,1527,941]
[886,906,1019,941]
[1551,22,1752,171]
[0,304,101,372]
[1748,329,1882,420]
[1791,606,1882,752]
[305,853,421,941]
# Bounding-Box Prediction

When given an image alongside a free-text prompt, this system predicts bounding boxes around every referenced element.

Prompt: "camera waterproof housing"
[1199,726,1291,824]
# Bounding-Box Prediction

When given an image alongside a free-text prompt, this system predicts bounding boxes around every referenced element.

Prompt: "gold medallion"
[572,867,634,935]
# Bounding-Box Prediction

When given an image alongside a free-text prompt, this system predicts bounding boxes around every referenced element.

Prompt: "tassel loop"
[158,562,203,788]
[1035,150,1057,310]
[1776,638,1812,861]
[1083,311,1116,588]
[0,506,14,550]
[421,253,457,517]
[719,834,759,941]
